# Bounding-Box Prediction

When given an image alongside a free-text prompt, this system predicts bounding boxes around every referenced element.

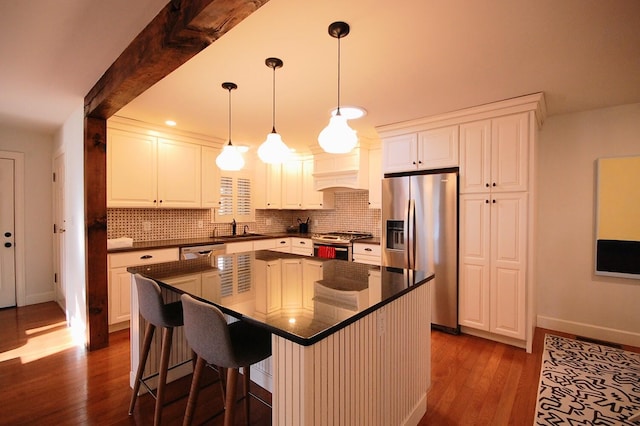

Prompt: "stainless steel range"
[311,231,373,260]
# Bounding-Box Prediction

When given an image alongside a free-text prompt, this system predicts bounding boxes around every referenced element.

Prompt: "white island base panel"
[272,283,431,426]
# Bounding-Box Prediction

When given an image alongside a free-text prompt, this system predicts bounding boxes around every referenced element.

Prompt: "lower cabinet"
[255,258,321,315]
[107,248,179,327]
[458,192,528,340]
[352,243,381,265]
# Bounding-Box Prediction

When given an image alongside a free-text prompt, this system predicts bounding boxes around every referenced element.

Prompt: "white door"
[0,158,16,308]
[53,153,66,310]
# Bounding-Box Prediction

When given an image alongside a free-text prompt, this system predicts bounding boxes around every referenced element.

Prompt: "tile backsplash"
[107,190,381,241]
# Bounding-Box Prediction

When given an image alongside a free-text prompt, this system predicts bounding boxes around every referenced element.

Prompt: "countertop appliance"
[312,231,373,260]
[180,244,226,260]
[382,170,459,333]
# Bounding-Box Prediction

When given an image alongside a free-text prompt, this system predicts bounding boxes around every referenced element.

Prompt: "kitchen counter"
[107,232,312,253]
[127,250,433,424]
[128,250,432,345]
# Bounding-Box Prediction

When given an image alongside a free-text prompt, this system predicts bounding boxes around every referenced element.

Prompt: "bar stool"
[129,274,184,426]
[181,294,272,426]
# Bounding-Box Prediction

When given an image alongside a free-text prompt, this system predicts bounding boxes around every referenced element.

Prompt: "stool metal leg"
[129,322,156,415]
[154,326,173,426]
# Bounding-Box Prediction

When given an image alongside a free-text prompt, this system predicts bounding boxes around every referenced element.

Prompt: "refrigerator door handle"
[407,199,416,269]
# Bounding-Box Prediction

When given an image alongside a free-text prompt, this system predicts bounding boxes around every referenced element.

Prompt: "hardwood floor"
[2,302,637,425]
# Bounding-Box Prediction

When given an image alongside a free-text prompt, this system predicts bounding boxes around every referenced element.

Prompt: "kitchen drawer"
[253,239,278,250]
[291,238,313,256]
[272,238,291,253]
[353,243,381,266]
[108,248,179,268]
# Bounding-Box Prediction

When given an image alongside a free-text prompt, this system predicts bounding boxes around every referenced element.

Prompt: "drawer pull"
[140,255,153,259]
[364,248,373,252]
[300,241,306,245]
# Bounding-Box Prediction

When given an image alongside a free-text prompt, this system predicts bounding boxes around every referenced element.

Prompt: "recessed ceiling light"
[331,106,366,120]
[165,120,177,126]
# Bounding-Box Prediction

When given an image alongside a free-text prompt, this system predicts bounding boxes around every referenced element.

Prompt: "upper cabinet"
[107,119,222,209]
[459,113,529,194]
[368,147,382,208]
[255,156,333,210]
[381,125,459,174]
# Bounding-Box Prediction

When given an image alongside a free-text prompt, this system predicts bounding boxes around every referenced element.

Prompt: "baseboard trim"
[460,326,527,350]
[25,291,55,305]
[402,392,427,426]
[536,315,640,347]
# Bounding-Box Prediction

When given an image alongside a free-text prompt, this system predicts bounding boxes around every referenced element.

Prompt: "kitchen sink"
[215,233,266,240]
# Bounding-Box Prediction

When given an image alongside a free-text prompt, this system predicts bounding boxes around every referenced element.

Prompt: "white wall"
[0,124,54,304]
[536,103,640,346]
[53,105,87,345]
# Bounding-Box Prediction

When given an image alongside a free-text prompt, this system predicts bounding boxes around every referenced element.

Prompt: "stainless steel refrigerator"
[381,170,459,333]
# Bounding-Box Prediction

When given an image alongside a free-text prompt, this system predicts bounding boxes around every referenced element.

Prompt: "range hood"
[312,147,370,191]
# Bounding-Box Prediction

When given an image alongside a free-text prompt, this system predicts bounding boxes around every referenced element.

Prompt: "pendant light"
[216,82,245,171]
[257,57,290,164]
[318,21,358,154]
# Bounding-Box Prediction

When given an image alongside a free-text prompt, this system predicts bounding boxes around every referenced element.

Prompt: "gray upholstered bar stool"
[129,274,185,426]
[181,294,272,426]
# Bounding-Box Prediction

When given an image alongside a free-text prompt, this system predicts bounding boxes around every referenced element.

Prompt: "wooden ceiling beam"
[82,0,268,350]
[85,0,269,119]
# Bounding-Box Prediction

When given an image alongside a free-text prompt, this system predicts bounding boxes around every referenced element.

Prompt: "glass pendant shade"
[258,131,290,164]
[259,57,289,165]
[318,112,358,154]
[215,81,245,171]
[216,142,245,171]
[319,21,358,154]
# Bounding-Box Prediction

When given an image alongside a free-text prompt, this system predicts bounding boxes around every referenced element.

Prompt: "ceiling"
[2,0,640,154]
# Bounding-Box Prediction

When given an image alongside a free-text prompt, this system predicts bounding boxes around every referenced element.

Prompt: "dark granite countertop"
[108,232,312,253]
[354,237,381,245]
[128,250,433,346]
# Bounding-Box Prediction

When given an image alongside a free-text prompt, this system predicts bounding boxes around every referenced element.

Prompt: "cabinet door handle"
[280,241,286,244]
[492,183,496,187]
[365,248,372,252]
[485,199,489,204]
[140,255,153,259]
[412,161,416,165]
[492,199,496,204]
[300,241,306,245]
[485,183,489,188]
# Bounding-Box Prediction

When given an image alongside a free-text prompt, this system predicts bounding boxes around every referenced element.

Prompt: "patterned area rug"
[535,334,640,425]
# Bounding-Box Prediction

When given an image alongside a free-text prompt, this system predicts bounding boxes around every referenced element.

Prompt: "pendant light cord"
[227,87,232,145]
[271,64,277,133]
[336,35,341,115]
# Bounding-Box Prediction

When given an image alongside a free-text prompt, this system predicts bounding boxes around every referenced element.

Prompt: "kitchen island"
[128,250,434,425]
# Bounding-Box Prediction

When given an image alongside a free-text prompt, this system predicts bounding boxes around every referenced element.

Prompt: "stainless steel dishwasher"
[180,244,226,260]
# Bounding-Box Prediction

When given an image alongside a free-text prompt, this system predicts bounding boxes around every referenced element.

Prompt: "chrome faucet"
[232,219,237,236]
[243,224,249,235]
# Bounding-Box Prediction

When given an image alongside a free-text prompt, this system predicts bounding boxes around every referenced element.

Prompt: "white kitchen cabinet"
[156,138,202,208]
[458,192,527,340]
[291,237,313,256]
[253,239,278,251]
[382,125,459,174]
[302,259,323,310]
[107,129,157,208]
[107,129,204,208]
[282,160,302,209]
[254,162,282,209]
[352,243,381,266]
[459,113,529,194]
[224,241,254,254]
[107,248,179,327]
[163,274,201,295]
[201,146,221,208]
[272,238,291,253]
[301,158,333,209]
[368,147,382,209]
[255,259,282,314]
[281,258,303,310]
